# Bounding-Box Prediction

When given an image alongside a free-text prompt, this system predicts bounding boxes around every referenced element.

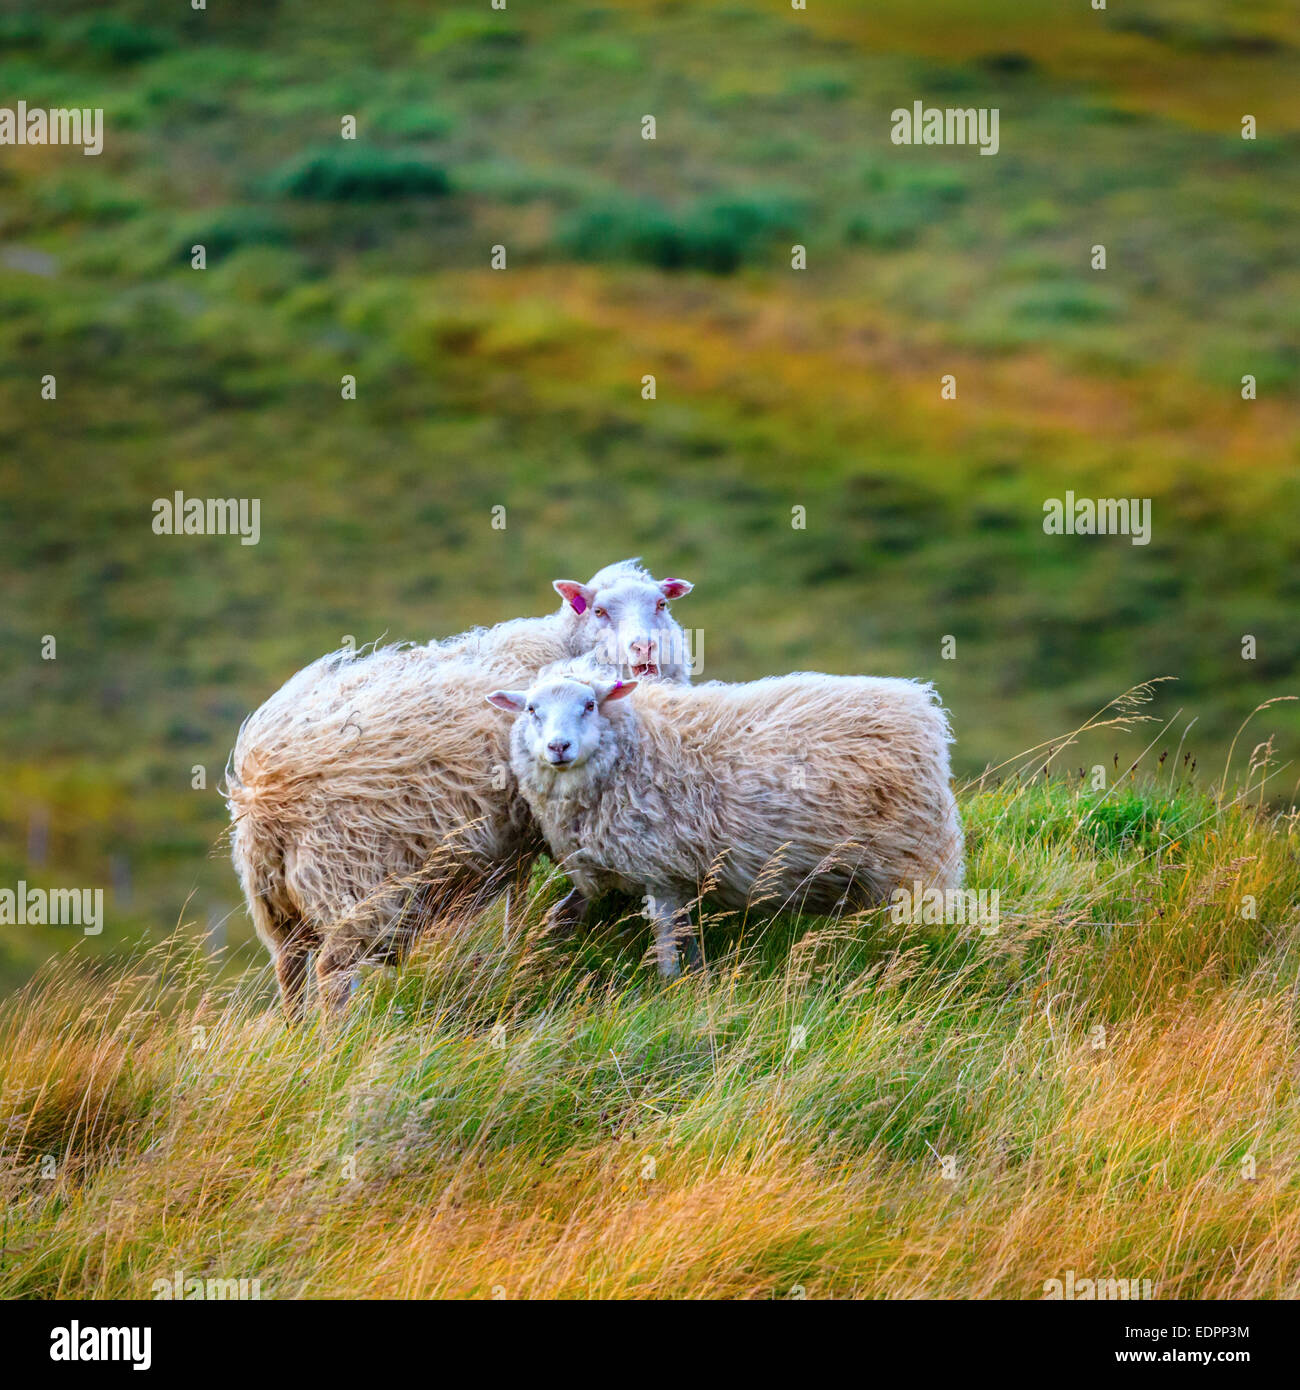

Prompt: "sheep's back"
[228,622,570,904]
[626,673,960,901]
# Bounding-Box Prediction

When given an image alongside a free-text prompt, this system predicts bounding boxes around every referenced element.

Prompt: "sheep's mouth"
[631,662,659,678]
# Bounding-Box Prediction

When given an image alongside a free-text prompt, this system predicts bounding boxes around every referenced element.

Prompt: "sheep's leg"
[645,892,698,980]
[545,886,589,936]
[678,928,703,975]
[316,936,364,1018]
[273,939,312,1022]
[255,897,315,1022]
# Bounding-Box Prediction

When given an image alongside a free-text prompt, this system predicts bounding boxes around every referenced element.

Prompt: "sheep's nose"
[629,638,654,662]
[547,739,572,756]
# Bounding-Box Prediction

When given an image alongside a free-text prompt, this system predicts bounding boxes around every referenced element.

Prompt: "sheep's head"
[487,677,636,771]
[553,559,693,683]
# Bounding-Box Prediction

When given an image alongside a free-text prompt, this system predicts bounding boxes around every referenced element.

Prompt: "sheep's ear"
[597,679,637,706]
[554,580,596,615]
[659,577,693,599]
[486,689,527,712]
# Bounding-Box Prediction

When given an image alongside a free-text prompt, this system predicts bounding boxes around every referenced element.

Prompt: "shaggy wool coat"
[228,565,690,1014]
[512,673,963,921]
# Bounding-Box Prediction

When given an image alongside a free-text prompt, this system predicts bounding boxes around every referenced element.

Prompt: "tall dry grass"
[2,740,1298,1298]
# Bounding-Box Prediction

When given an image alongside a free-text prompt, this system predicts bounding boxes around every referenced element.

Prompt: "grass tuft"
[3,774,1297,1298]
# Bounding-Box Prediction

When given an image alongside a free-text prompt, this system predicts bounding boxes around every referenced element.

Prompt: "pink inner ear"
[571,594,587,615]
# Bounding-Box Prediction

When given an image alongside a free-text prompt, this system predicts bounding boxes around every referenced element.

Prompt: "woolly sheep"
[487,668,963,977]
[227,560,695,1016]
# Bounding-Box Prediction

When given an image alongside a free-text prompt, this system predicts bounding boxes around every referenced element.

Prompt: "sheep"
[487,668,963,977]
[226,560,695,1017]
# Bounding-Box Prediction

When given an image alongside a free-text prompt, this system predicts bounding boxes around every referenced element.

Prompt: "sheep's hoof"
[658,944,702,980]
[543,909,581,938]
[657,959,681,981]
[544,889,587,937]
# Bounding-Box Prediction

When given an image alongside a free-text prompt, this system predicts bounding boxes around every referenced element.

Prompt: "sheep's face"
[487,677,636,771]
[554,569,693,681]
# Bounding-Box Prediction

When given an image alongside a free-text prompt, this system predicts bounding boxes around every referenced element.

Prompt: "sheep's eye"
[526,706,536,716]
[594,607,607,619]
[584,700,595,713]
[656,599,667,611]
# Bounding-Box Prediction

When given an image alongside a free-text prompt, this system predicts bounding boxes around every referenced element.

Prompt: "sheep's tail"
[224,726,309,946]
[226,734,318,1017]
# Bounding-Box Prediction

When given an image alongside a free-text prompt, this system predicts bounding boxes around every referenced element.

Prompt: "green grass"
[266,148,451,201]
[559,192,806,272]
[2,774,1298,1297]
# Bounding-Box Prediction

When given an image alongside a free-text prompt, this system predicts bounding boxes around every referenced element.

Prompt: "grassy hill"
[0,1,1298,987]
[2,771,1297,1297]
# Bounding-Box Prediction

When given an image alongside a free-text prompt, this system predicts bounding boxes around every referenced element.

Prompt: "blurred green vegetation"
[0,0,1297,987]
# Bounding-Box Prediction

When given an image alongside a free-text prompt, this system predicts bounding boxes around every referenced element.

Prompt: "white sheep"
[227,560,695,1016]
[487,668,963,977]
